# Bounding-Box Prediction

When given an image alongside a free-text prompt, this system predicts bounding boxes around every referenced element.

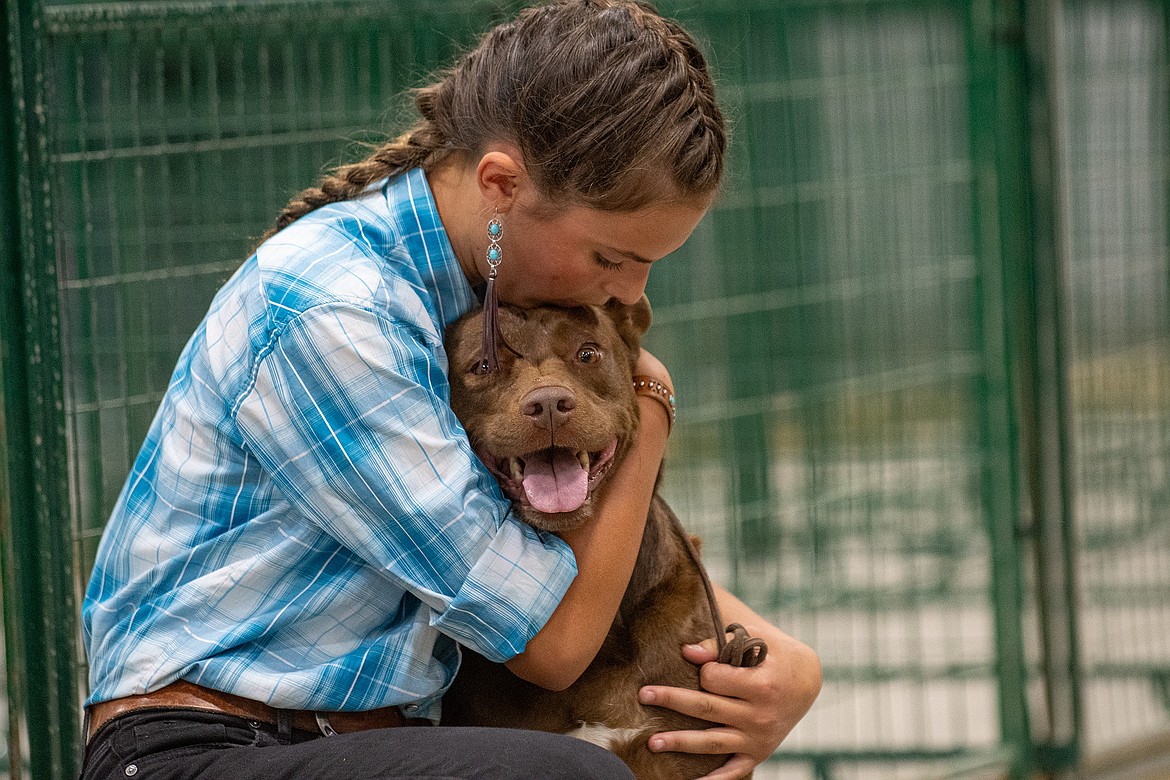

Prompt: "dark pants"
[80,708,635,779]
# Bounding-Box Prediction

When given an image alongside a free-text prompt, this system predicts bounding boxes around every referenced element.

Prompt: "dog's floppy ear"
[602,295,653,355]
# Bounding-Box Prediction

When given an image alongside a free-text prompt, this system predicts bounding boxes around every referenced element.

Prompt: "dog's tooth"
[578,451,590,470]
[509,457,524,482]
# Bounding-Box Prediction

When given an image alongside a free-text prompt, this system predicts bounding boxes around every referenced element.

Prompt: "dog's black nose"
[520,386,576,430]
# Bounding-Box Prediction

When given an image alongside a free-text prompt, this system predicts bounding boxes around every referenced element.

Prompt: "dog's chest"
[563,721,646,751]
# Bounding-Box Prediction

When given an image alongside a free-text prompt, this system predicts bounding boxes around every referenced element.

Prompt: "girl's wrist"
[633,375,675,436]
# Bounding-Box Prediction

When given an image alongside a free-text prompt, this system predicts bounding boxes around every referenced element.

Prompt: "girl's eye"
[578,344,603,364]
[593,252,623,271]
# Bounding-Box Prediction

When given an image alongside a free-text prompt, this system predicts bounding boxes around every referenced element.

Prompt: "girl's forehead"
[551,198,711,257]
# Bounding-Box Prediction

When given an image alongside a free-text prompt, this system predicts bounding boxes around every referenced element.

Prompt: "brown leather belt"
[86,680,428,743]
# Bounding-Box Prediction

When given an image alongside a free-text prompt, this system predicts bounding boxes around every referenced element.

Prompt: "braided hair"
[267,0,726,237]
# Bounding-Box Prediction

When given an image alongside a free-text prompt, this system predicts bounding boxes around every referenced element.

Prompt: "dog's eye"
[578,344,602,364]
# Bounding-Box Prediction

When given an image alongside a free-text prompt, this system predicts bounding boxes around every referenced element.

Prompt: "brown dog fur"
[440,300,729,779]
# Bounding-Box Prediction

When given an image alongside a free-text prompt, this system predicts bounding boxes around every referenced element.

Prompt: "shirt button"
[404,704,420,714]
[124,766,138,777]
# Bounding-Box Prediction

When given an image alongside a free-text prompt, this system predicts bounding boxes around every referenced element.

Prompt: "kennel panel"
[45,0,517,594]
[647,1,1019,773]
[7,0,1170,777]
[1057,0,1170,759]
[27,8,515,776]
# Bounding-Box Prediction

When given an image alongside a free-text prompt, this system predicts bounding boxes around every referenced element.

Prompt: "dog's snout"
[520,386,576,430]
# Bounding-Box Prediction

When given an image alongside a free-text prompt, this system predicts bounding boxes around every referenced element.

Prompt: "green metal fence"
[2,0,1168,778]
[1060,0,1170,756]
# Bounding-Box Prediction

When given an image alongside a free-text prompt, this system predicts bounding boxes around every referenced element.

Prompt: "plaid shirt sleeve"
[232,300,577,662]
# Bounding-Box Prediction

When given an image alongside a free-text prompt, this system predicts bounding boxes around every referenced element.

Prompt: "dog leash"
[666,508,768,668]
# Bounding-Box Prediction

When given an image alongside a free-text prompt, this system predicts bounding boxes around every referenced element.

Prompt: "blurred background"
[1,0,1167,777]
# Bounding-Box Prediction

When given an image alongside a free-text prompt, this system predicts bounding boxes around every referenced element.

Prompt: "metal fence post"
[965,0,1037,773]
[1,9,30,777]
[1,0,84,775]
[1021,0,1083,768]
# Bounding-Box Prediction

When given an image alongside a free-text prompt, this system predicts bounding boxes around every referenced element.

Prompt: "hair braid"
[263,84,453,240]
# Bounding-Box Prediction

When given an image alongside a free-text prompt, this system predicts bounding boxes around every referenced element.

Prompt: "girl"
[80,1,821,778]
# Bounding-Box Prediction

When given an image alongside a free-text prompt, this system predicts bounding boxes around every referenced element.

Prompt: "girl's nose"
[607,266,651,305]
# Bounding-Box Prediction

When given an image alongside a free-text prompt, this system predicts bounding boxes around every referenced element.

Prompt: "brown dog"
[440,299,745,779]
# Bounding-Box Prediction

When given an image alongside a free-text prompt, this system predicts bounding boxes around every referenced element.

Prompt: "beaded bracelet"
[632,375,676,436]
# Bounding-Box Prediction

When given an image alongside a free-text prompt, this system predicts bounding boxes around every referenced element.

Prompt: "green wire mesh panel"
[42,1,1010,777]
[649,3,1004,777]
[29,0,1170,777]
[1058,0,1170,757]
[44,8,519,768]
[48,0,517,590]
[38,1,1008,775]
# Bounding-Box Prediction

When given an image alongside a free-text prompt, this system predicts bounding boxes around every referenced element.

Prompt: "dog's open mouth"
[481,439,619,515]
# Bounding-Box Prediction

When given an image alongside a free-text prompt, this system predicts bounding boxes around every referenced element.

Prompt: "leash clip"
[315,713,338,737]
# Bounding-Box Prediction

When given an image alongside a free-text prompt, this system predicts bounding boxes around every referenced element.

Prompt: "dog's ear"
[602,295,653,355]
[688,534,703,556]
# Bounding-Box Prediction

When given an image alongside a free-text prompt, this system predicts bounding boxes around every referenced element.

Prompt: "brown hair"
[266,0,726,237]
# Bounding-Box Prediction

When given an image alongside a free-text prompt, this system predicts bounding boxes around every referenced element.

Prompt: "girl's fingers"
[639,684,748,728]
[681,641,719,665]
[647,726,745,757]
[697,659,770,700]
[695,754,757,780]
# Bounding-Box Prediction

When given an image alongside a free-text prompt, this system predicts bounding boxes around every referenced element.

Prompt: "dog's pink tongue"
[522,449,588,514]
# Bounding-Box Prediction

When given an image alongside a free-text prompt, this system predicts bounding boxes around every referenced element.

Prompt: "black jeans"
[80,708,635,779]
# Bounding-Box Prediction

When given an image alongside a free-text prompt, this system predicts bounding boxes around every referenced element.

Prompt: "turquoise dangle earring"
[476,211,505,374]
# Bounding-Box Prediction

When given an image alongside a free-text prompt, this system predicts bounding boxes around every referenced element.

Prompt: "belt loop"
[276,709,293,744]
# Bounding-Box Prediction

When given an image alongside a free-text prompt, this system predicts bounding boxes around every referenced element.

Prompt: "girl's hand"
[639,623,822,780]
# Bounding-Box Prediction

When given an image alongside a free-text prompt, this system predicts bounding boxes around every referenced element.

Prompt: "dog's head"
[445,298,652,533]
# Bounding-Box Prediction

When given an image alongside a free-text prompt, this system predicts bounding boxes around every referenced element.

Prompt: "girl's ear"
[476,148,526,212]
[602,295,653,355]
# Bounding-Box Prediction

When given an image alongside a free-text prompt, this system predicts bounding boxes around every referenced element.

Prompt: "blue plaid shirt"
[83,168,578,721]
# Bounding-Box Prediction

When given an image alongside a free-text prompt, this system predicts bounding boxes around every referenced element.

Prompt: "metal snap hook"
[315,713,338,737]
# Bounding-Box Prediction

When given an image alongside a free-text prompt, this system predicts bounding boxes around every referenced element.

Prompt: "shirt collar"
[385,168,479,333]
